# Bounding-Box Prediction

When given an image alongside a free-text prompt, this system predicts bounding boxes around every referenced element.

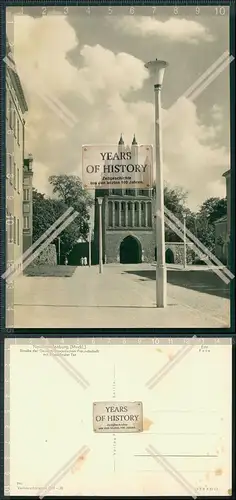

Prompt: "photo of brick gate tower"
[93,135,155,265]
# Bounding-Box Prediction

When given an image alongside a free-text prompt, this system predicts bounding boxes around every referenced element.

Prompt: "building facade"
[215,169,230,265]
[215,215,228,263]
[23,154,34,252]
[92,135,196,266]
[6,39,28,265]
[223,169,231,245]
[93,135,155,264]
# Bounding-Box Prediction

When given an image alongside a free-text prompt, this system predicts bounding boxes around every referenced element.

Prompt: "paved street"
[12,264,230,329]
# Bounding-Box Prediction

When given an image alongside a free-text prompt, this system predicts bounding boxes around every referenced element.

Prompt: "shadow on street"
[123,269,230,299]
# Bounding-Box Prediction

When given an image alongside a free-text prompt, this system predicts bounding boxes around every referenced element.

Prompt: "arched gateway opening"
[154,247,175,264]
[165,248,175,264]
[120,236,142,264]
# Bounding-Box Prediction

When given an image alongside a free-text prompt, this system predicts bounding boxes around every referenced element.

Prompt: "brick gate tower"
[93,135,155,264]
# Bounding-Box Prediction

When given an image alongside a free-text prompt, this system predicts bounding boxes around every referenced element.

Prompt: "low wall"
[165,243,195,265]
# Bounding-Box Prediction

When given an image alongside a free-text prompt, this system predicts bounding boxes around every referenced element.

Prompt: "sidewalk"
[157,263,229,271]
[12,264,230,329]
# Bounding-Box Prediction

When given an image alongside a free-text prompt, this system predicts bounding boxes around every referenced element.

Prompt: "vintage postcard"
[3,4,234,331]
[5,337,232,496]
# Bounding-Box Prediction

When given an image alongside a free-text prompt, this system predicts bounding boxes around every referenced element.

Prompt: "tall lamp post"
[183,213,187,269]
[145,59,168,308]
[97,197,103,274]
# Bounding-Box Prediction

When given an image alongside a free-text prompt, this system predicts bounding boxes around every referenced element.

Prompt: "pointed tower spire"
[132,134,137,145]
[118,133,124,145]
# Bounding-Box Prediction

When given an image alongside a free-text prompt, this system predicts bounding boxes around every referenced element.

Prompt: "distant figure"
[80,257,84,266]
[84,256,87,266]
[65,256,68,266]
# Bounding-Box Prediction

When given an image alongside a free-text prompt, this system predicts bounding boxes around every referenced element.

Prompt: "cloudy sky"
[7,5,231,210]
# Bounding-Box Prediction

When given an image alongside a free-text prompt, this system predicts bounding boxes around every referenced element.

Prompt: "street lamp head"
[144,59,168,87]
[97,197,103,206]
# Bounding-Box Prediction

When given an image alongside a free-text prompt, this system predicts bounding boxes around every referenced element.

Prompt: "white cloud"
[76,45,149,104]
[211,104,223,122]
[11,14,228,209]
[111,16,214,44]
[12,15,148,102]
[29,160,53,197]
[13,14,79,95]
[162,98,229,209]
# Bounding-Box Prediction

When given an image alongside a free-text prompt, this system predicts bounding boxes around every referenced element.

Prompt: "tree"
[33,188,81,261]
[195,197,227,252]
[163,185,188,215]
[32,176,93,261]
[49,175,93,239]
[164,185,189,242]
[198,197,227,225]
[153,183,192,242]
[32,188,68,242]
